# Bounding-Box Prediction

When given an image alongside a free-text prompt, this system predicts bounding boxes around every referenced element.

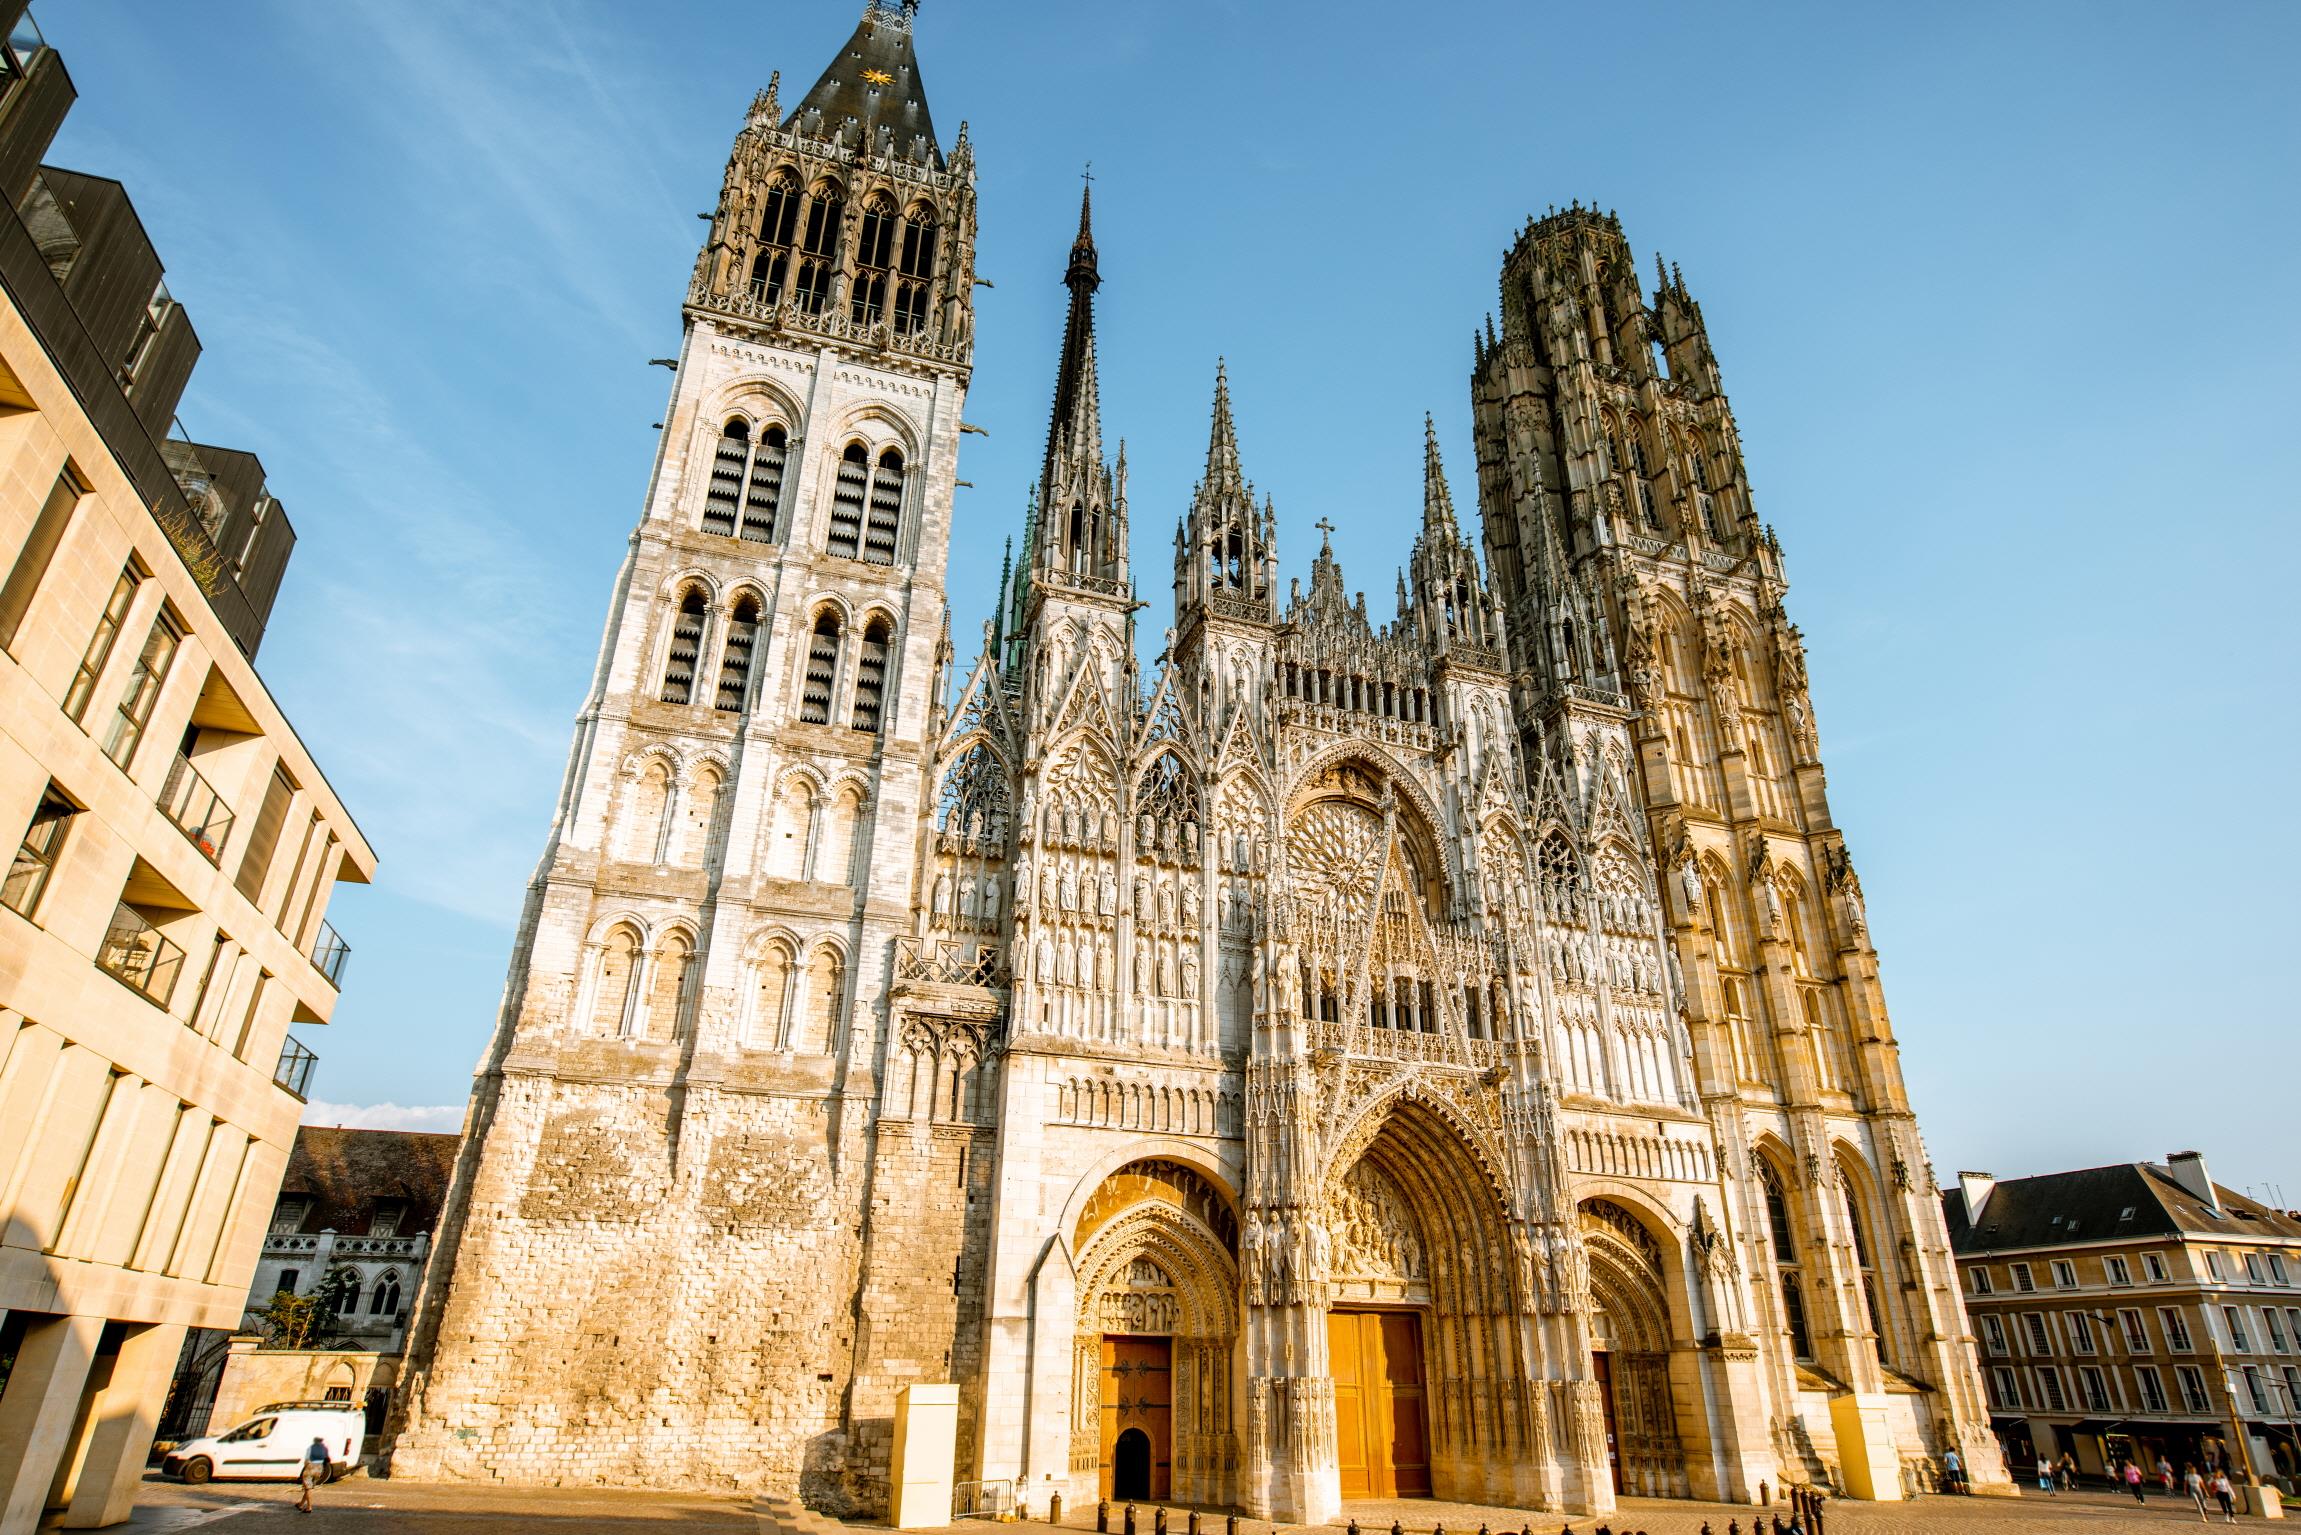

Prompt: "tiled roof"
[275,1126,460,1238]
[1942,1162,2301,1254]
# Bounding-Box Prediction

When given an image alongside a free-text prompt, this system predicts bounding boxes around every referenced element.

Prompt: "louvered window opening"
[717,604,760,712]
[743,426,786,542]
[851,199,895,328]
[662,593,706,704]
[851,624,890,731]
[702,421,749,537]
[827,445,868,559]
[863,449,904,565]
[800,614,841,726]
[894,210,936,336]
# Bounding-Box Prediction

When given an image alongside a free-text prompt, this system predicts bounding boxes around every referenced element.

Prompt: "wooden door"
[1593,1350,1622,1493]
[1327,1310,1431,1498]
[1099,1337,1172,1500]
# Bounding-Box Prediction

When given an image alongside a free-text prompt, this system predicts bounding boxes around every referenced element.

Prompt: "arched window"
[369,1269,402,1317]
[660,589,707,704]
[743,425,785,542]
[1759,1159,1815,1361]
[851,618,891,731]
[592,925,642,1035]
[863,447,905,565]
[621,761,671,863]
[893,205,936,335]
[800,947,842,1053]
[769,779,815,880]
[754,943,795,1047]
[851,195,895,326]
[703,420,748,537]
[827,443,868,559]
[1781,883,1815,977]
[680,765,722,866]
[800,610,842,725]
[819,785,861,885]
[646,932,692,1042]
[716,597,760,713]
[753,174,799,306]
[794,181,841,314]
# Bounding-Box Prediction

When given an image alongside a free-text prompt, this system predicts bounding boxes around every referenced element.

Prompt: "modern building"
[0,7,375,1531]
[160,1126,457,1449]
[393,1,2004,1518]
[1945,1153,2301,1489]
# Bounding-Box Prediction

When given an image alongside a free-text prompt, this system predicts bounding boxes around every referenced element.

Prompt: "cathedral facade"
[390,4,2008,1518]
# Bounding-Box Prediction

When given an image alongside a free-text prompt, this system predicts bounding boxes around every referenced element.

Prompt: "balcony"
[310,920,350,988]
[157,753,233,863]
[98,901,183,1007]
[273,1036,316,1100]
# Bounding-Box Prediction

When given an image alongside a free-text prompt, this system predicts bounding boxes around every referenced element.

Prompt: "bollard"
[1759,1481,1770,1506]
[1125,1505,1137,1535]
[1189,1513,1201,1535]
[1099,1503,1110,1534]
[1349,1524,1360,1535]
[1051,1496,1064,1527]
[1730,1523,1741,1535]
[1154,1510,1167,1535]
[1228,1519,1238,1535]
[1393,1522,1404,1535]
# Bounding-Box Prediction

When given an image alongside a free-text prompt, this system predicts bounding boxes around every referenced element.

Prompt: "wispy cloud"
[302,1101,466,1134]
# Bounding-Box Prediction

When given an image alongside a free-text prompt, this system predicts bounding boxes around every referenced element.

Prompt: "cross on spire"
[1314,517,1336,549]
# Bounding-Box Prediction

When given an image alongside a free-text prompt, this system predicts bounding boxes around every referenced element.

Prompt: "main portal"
[1327,1309,1431,1498]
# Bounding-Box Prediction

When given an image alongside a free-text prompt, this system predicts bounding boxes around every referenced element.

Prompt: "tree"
[255,1265,360,1350]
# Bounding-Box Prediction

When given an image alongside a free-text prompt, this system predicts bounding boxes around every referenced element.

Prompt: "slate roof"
[785,3,941,166]
[1942,1161,2301,1255]
[274,1126,461,1238]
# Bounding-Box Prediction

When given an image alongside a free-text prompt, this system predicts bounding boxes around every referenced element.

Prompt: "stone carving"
[1324,1160,1426,1284]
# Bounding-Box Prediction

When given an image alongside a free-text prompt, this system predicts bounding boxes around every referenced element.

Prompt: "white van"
[160,1401,363,1484]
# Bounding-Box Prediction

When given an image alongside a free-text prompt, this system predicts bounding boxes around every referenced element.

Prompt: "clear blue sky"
[49,3,2299,1196]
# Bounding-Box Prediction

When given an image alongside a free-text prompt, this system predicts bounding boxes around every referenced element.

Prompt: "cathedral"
[390,3,2009,1518]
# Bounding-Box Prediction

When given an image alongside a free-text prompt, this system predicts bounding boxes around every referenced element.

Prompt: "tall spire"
[1203,360,1244,497]
[1422,414,1459,539]
[786,0,941,163]
[1041,181,1102,500]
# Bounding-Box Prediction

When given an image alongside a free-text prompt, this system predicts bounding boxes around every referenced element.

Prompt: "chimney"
[2167,1151,2219,1213]
[1958,1171,1997,1225]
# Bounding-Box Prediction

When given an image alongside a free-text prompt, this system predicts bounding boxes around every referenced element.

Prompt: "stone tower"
[1471,205,2009,1499]
[391,0,980,1493]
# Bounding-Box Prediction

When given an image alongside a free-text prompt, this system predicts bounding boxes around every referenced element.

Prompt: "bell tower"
[394,1,983,1502]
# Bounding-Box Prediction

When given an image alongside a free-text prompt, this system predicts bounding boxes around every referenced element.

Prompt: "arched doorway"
[1072,1160,1240,1507]
[1580,1198,1690,1498]
[1323,1096,1533,1506]
[1113,1428,1153,1500]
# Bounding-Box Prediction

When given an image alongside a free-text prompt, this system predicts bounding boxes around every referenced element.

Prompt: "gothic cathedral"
[393,4,2008,1517]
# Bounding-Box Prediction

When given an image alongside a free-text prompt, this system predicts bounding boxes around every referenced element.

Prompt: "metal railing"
[99,901,183,1007]
[310,920,350,988]
[273,1036,316,1100]
[157,753,233,863]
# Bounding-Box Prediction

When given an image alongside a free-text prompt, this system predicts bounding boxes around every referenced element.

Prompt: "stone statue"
[1099,873,1117,916]
[1180,948,1199,995]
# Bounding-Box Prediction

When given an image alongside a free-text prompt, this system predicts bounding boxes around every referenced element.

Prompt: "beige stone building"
[0,9,375,1531]
[1946,1154,2301,1488]
[394,3,2004,1518]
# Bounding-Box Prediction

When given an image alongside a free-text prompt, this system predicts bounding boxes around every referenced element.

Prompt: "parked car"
[160,1401,363,1484]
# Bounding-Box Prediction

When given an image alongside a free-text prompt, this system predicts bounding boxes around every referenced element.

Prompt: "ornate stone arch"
[1578,1192,1693,1497]
[1282,740,1455,886]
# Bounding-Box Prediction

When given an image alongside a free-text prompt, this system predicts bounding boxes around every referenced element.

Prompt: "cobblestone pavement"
[81,1480,2261,1535]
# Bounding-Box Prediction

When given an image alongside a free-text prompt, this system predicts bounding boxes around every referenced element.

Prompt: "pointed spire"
[1066,178,1099,293]
[1422,415,1459,539]
[750,72,781,131]
[1203,360,1244,495]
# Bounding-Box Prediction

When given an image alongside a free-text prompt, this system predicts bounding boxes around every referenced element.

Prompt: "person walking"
[2039,1455,2057,1494]
[2187,1465,2211,1521]
[296,1437,330,1515]
[2210,1469,2237,1523]
[2161,1457,2177,1496]
[2058,1452,2079,1492]
[1942,1446,1964,1495]
[2127,1461,2148,1503]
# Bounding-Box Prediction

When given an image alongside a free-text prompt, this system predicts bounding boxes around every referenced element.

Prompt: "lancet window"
[660,589,707,704]
[1760,1159,1815,1361]
[646,931,693,1043]
[800,610,842,725]
[1844,1179,1892,1365]
[794,180,841,314]
[828,444,868,558]
[851,194,895,327]
[753,941,795,1048]
[893,206,937,335]
[751,172,799,306]
[863,448,905,565]
[716,596,760,712]
[592,924,642,1036]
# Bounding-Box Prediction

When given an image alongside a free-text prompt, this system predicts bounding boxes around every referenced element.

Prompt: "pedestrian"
[2161,1457,2177,1496]
[2127,1462,2147,1503]
[2038,1456,2056,1494]
[1943,1446,1963,1495]
[296,1436,329,1515]
[2210,1470,2236,1523]
[2058,1453,2078,1491]
[2187,1465,2210,1522]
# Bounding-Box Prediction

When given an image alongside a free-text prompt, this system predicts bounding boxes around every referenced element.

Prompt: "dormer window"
[269,1196,309,1235]
[369,1199,405,1238]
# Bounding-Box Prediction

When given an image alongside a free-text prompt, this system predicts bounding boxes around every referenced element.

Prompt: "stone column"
[60,1321,185,1529]
[0,1313,100,1535]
